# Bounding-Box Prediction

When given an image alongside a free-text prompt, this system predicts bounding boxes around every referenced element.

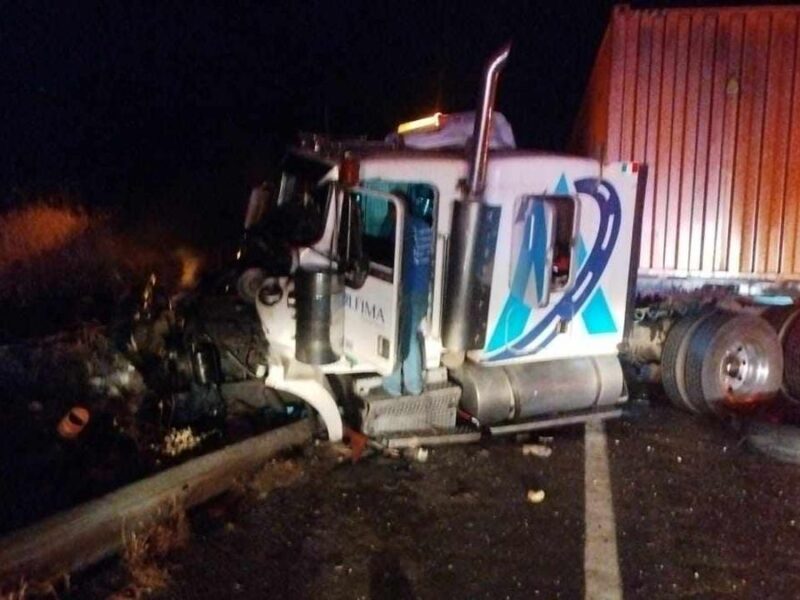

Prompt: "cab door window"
[338,181,437,282]
[358,193,397,273]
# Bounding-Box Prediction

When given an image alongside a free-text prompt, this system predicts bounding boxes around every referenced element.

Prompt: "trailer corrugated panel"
[573,5,800,282]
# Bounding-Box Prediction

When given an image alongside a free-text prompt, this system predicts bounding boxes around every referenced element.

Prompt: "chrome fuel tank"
[451,355,625,425]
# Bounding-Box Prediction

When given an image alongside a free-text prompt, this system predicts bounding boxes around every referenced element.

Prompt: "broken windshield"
[274,153,335,244]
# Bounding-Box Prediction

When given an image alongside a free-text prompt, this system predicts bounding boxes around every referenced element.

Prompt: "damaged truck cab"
[250,45,647,443]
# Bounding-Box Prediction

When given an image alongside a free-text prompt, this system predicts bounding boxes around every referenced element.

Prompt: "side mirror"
[346,254,369,289]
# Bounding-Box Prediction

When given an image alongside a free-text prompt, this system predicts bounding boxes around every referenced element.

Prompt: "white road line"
[584,420,623,600]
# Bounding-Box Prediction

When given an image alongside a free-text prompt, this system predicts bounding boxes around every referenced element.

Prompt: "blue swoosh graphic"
[487,177,621,361]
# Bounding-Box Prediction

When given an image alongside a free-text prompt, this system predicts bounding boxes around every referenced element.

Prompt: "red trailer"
[573,5,800,415]
[573,4,800,289]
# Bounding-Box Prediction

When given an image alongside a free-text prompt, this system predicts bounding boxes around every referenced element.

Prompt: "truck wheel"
[661,311,714,414]
[685,312,783,415]
[763,306,800,403]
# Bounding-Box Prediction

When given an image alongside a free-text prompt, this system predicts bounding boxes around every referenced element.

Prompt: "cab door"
[339,188,405,375]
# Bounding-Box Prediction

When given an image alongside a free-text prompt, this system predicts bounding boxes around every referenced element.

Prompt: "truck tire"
[784,315,800,401]
[661,311,714,414]
[685,311,783,415]
[746,420,800,465]
[762,305,799,335]
[236,267,266,304]
[763,306,800,403]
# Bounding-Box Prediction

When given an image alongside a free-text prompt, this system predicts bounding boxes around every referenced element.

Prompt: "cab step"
[358,382,461,436]
[377,426,481,449]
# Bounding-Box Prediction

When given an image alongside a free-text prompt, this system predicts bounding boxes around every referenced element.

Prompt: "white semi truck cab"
[247,45,648,443]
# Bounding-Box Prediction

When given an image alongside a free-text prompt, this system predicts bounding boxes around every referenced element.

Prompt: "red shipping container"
[573,4,800,283]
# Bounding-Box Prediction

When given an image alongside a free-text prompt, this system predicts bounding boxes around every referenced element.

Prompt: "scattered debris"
[159,427,209,457]
[343,427,369,462]
[526,489,546,504]
[403,447,430,463]
[522,443,552,458]
[57,406,90,440]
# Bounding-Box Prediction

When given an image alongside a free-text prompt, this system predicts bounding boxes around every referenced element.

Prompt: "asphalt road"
[73,402,800,600]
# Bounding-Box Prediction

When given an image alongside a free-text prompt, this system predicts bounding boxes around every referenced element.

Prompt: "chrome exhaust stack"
[442,43,511,354]
[467,42,511,201]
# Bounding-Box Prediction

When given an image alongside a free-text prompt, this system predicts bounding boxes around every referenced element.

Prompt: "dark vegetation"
[0,193,284,541]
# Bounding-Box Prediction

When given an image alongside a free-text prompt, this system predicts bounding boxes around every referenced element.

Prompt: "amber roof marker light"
[396,112,445,136]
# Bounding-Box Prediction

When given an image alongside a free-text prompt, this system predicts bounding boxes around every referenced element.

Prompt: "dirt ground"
[65,400,800,600]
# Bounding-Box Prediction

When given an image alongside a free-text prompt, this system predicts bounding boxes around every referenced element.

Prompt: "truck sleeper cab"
[254,148,646,441]
[250,44,647,442]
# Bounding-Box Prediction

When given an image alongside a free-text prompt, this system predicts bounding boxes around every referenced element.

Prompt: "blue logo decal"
[576,238,617,335]
[554,174,570,195]
[486,177,621,360]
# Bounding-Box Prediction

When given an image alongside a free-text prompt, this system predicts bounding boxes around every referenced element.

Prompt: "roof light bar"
[397,112,444,135]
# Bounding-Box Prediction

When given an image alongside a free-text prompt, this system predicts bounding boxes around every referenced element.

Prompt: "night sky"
[1,0,791,227]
